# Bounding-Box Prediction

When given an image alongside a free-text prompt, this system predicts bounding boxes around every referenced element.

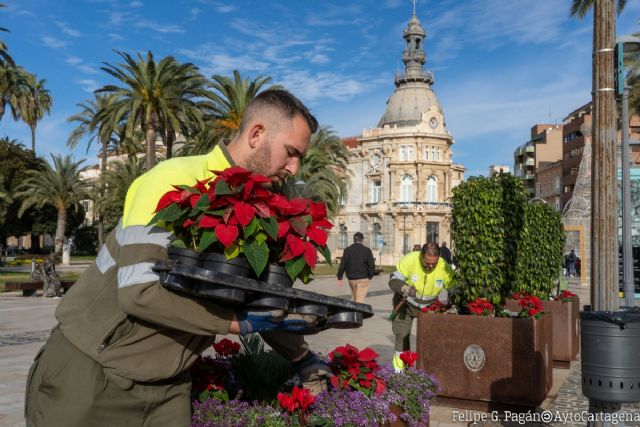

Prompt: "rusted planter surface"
[505,298,579,366]
[416,312,553,407]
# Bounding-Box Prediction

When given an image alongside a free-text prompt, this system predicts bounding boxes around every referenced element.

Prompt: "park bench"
[4,280,76,297]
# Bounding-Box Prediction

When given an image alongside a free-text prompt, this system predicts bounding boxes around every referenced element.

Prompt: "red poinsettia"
[555,290,578,303]
[466,297,494,316]
[328,344,385,397]
[212,338,241,358]
[512,292,544,319]
[150,166,333,283]
[189,355,231,402]
[421,300,448,313]
[399,351,418,368]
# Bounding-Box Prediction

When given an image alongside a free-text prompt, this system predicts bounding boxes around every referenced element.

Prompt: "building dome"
[378,82,442,128]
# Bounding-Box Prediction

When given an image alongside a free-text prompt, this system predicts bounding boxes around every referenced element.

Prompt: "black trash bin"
[580,307,640,402]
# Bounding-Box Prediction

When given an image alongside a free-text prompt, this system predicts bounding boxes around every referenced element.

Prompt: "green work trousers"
[25,327,192,427]
[391,299,421,351]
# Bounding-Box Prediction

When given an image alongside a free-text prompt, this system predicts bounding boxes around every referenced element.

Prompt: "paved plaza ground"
[1,271,639,426]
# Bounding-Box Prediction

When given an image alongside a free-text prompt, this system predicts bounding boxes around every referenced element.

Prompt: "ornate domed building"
[332,7,465,266]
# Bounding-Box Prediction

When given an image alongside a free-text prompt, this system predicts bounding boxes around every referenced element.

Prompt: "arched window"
[400,174,413,202]
[339,224,348,249]
[427,175,438,203]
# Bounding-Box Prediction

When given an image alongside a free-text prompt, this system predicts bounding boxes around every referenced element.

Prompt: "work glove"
[236,309,307,335]
[437,289,449,305]
[292,351,332,394]
[401,285,417,298]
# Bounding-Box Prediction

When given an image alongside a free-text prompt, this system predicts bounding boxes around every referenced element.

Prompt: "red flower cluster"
[399,351,418,368]
[513,292,544,319]
[190,355,230,402]
[151,166,333,282]
[421,300,448,313]
[277,386,315,413]
[212,338,241,358]
[466,298,494,316]
[328,344,385,397]
[555,290,578,303]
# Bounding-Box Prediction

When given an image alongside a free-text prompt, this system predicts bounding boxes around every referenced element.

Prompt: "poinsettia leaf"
[195,194,210,211]
[255,232,267,245]
[262,217,278,240]
[224,243,240,259]
[299,265,312,284]
[306,227,328,247]
[253,201,271,218]
[244,217,259,237]
[147,209,164,227]
[215,224,238,248]
[235,202,255,227]
[276,220,290,239]
[157,203,182,223]
[301,215,312,226]
[170,239,186,248]
[244,240,269,277]
[214,180,233,196]
[199,230,217,251]
[320,246,332,266]
[286,234,305,257]
[289,217,307,237]
[285,257,306,281]
[304,242,317,268]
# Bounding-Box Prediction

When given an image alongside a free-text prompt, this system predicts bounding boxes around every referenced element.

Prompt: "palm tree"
[92,157,145,230]
[67,94,121,247]
[187,69,280,154]
[14,72,52,154]
[97,51,209,169]
[569,0,626,17]
[0,64,30,122]
[0,4,14,66]
[14,154,89,255]
[282,126,351,216]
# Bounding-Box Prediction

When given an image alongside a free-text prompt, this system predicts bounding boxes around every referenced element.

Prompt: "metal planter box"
[416,312,553,408]
[505,299,579,367]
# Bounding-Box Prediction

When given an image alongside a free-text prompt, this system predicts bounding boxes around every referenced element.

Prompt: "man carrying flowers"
[388,242,453,372]
[25,90,330,427]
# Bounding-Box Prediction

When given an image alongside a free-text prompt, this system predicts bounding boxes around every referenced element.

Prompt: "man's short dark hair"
[239,89,318,134]
[354,232,364,243]
[421,242,440,257]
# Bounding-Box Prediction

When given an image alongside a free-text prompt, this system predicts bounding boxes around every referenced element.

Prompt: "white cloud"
[308,54,330,65]
[189,7,202,19]
[56,21,81,37]
[279,70,377,102]
[108,33,124,41]
[75,79,101,93]
[215,3,236,13]
[130,1,143,7]
[135,19,185,34]
[42,36,68,49]
[65,56,83,65]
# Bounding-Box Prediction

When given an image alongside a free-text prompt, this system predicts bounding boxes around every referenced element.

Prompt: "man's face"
[246,114,311,183]
[421,254,439,272]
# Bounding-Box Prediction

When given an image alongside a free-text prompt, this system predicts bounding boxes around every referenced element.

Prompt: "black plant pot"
[259,264,293,288]
[580,307,640,403]
[167,247,202,267]
[247,294,290,311]
[201,252,253,277]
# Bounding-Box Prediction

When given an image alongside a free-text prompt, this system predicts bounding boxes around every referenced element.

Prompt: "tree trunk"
[166,128,175,160]
[145,125,156,170]
[30,124,36,154]
[590,0,618,311]
[55,207,67,256]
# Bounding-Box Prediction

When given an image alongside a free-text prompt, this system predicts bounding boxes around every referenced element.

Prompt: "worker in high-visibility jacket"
[25,90,329,427]
[389,242,453,372]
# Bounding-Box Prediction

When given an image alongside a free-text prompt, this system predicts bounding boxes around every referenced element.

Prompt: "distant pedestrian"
[568,250,576,277]
[439,241,452,265]
[412,244,422,252]
[337,232,375,303]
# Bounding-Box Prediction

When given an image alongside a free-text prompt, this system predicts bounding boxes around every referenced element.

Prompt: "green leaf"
[320,245,332,266]
[195,194,210,211]
[289,216,307,237]
[261,217,278,240]
[157,203,182,222]
[214,180,233,195]
[285,256,306,281]
[170,239,186,248]
[244,217,259,237]
[224,243,240,259]
[255,232,267,245]
[244,241,269,277]
[199,230,217,251]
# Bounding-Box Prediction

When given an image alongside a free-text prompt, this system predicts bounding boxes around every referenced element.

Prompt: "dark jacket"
[439,246,452,264]
[337,243,375,280]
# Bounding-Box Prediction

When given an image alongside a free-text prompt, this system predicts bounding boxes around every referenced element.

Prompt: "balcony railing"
[391,201,452,210]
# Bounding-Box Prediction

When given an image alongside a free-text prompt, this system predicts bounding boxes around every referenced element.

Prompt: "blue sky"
[2,0,640,177]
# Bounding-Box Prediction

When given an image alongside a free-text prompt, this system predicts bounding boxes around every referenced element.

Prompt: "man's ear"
[247,122,265,149]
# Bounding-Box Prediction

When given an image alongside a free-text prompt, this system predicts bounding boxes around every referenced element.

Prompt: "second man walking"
[337,232,376,303]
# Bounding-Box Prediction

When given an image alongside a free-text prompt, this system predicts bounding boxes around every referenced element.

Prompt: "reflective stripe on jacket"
[391,251,453,300]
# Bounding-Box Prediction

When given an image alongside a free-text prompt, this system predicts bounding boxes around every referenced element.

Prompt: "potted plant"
[416,174,553,408]
[150,166,333,285]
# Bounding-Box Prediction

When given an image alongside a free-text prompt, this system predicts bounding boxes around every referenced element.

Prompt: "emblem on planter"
[463,344,485,372]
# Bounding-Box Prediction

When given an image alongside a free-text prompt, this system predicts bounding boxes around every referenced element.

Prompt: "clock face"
[429,117,438,129]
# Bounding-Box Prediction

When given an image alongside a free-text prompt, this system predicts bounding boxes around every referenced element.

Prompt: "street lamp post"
[403,215,408,255]
[616,35,640,307]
